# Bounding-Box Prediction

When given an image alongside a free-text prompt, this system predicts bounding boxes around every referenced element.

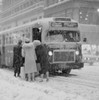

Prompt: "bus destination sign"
[50,22,78,28]
[54,17,71,22]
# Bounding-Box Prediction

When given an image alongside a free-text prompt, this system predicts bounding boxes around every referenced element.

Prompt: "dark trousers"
[14,65,20,76]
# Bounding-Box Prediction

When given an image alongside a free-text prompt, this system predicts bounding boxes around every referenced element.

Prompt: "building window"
[2,0,44,18]
[48,0,54,6]
[0,36,1,45]
[66,8,73,19]
[47,0,59,6]
[46,0,67,7]
[23,19,29,24]
[79,7,94,24]
[53,0,58,4]
[31,17,37,21]
[52,10,66,17]
[58,0,64,2]
[39,16,42,19]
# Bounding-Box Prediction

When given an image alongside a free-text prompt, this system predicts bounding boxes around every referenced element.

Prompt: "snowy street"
[1,0,99,100]
[0,63,99,100]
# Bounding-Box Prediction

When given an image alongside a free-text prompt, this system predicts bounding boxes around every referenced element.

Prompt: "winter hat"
[33,40,41,47]
[25,38,30,43]
[18,39,22,45]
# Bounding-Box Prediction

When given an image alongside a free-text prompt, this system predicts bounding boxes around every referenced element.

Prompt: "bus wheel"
[62,69,71,75]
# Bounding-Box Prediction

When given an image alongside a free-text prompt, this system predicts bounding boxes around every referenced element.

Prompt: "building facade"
[44,0,99,25]
[0,0,44,31]
[1,0,99,30]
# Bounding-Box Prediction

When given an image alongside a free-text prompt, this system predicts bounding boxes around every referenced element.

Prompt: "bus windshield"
[46,30,80,42]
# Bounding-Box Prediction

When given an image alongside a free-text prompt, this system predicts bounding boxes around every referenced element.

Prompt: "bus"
[0,17,84,74]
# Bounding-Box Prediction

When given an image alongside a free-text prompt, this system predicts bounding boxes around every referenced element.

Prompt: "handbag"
[20,66,25,80]
[36,63,41,71]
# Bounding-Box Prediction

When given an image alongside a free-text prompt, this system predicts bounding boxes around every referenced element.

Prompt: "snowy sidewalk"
[0,68,92,100]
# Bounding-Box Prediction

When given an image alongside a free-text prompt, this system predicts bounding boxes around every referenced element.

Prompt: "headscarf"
[25,38,30,43]
[33,40,41,48]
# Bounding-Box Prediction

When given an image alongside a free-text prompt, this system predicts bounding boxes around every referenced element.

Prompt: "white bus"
[0,17,84,74]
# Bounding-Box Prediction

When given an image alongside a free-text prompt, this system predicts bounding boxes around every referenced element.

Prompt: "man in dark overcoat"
[13,40,22,77]
[36,44,50,81]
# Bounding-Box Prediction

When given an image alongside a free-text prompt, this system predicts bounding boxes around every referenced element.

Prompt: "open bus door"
[32,28,41,42]
[32,22,42,42]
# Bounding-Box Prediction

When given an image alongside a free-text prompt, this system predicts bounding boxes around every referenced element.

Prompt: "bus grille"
[53,50,75,63]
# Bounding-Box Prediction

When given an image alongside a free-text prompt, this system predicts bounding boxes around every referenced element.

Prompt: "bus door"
[32,28,41,42]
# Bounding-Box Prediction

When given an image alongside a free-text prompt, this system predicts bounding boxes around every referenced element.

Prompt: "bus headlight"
[48,51,53,56]
[87,57,90,60]
[75,51,79,55]
[84,57,86,60]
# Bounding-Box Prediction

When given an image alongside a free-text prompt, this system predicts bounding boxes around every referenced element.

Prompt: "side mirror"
[83,38,87,42]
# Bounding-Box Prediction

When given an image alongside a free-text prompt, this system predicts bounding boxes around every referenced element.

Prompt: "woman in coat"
[22,39,36,81]
[22,39,41,81]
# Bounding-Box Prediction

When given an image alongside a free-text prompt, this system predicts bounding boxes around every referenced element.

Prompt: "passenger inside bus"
[32,28,41,41]
[64,32,75,42]
[46,30,63,42]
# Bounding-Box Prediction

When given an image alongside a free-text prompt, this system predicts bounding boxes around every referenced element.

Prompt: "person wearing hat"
[22,39,41,81]
[13,39,22,77]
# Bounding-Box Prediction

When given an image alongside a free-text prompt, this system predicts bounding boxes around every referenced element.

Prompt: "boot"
[14,73,16,77]
[46,71,49,82]
[17,74,21,77]
[39,74,44,82]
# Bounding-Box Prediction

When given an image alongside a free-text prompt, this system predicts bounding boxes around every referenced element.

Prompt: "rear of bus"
[43,17,84,74]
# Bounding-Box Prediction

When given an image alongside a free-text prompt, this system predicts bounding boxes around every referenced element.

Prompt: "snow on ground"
[0,67,98,100]
[42,78,99,100]
[0,68,86,100]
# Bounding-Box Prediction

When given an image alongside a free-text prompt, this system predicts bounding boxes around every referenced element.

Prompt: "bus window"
[25,28,30,39]
[9,33,13,44]
[32,28,41,41]
[5,34,9,45]
[0,36,1,45]
[46,30,64,42]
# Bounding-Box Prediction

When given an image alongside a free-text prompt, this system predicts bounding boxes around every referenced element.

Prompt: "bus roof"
[0,17,78,35]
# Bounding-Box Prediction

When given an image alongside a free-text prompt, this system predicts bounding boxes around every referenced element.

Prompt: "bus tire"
[62,69,71,75]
